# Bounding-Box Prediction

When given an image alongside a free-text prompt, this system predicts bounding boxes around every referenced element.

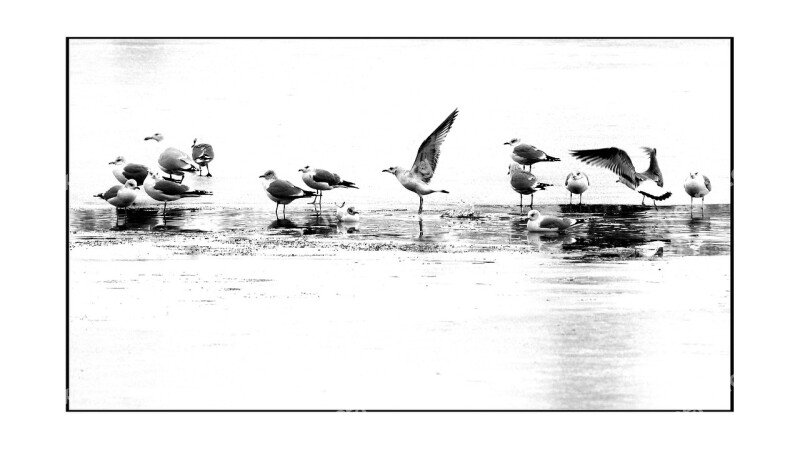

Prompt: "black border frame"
[66,36,734,412]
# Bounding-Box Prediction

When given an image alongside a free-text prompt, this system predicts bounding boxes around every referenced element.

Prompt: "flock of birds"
[94,108,715,233]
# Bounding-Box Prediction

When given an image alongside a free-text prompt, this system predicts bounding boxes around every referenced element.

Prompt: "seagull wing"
[570,147,637,185]
[192,143,214,161]
[639,147,664,187]
[267,179,313,198]
[411,108,459,183]
[159,148,195,171]
[538,216,569,229]
[510,171,537,194]
[703,175,712,192]
[102,185,122,200]
[513,144,546,161]
[122,163,149,185]
[312,169,341,186]
[154,179,190,195]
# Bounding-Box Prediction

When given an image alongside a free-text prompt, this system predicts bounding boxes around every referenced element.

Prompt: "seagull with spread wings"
[382,108,458,215]
[191,138,215,177]
[569,146,671,207]
[143,172,212,215]
[503,138,560,171]
[299,166,358,207]
[259,170,317,219]
[109,156,149,186]
[684,172,712,216]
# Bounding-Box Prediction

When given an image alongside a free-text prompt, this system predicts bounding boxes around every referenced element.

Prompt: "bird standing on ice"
[259,170,317,219]
[144,133,198,183]
[525,209,585,233]
[191,138,215,177]
[684,172,712,216]
[109,156,149,186]
[503,138,560,171]
[335,202,361,222]
[143,172,212,215]
[569,146,671,207]
[383,108,458,215]
[508,163,551,210]
[299,166,358,207]
[95,179,139,210]
[565,171,589,205]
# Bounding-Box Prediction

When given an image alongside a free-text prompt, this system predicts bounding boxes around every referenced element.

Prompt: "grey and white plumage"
[143,172,212,214]
[570,146,671,205]
[564,171,590,205]
[508,163,551,209]
[259,170,317,219]
[526,209,585,232]
[191,138,215,177]
[684,172,712,216]
[109,156,149,186]
[299,166,358,206]
[504,138,560,170]
[335,202,360,222]
[383,108,458,215]
[144,133,198,182]
[95,179,139,209]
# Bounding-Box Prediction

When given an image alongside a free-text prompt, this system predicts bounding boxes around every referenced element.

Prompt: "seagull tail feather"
[544,155,561,162]
[438,190,450,194]
[340,180,358,189]
[93,193,104,199]
[184,190,213,196]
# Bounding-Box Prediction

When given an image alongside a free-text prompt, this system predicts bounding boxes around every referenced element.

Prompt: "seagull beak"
[382,169,390,173]
[108,161,115,165]
[258,175,265,178]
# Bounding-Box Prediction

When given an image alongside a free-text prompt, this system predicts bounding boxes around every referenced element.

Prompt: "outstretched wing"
[570,147,637,185]
[411,108,459,183]
[639,147,663,187]
[703,175,712,192]
[268,180,311,198]
[312,169,341,186]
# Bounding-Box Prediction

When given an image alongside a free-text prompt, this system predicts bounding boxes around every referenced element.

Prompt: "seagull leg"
[580,194,583,206]
[702,197,705,217]
[519,194,523,209]
[641,195,646,206]
[530,194,534,208]
[206,164,212,177]
[570,193,572,206]
[283,204,287,220]
[309,190,318,205]
[690,197,694,216]
[653,199,658,209]
[418,196,424,215]
[275,202,279,219]
[163,201,167,216]
[180,173,185,184]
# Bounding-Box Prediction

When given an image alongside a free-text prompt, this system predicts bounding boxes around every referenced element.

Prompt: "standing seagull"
[508,163,552,210]
[684,172,712,216]
[526,209,585,233]
[382,108,458,215]
[503,138,560,171]
[144,133,198,183]
[143,172,212,215]
[191,138,215,177]
[569,146,671,207]
[259,170,317,219]
[95,179,139,210]
[109,156,149,186]
[565,171,590,205]
[299,166,358,206]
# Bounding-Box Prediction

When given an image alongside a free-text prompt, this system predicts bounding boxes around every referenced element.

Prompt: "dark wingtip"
[440,190,450,194]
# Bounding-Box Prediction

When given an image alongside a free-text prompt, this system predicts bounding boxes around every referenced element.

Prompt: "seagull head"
[259,170,277,181]
[347,206,359,215]
[298,166,312,173]
[123,179,140,190]
[382,167,398,175]
[527,209,540,220]
[508,163,522,175]
[109,156,126,165]
[144,133,164,142]
[504,138,520,146]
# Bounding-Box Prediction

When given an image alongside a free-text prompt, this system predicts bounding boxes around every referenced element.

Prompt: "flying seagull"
[565,171,590,205]
[259,170,317,219]
[508,163,552,210]
[503,138,560,171]
[191,138,215,177]
[383,108,458,215]
[569,146,671,207]
[335,202,361,222]
[109,156,149,186]
[299,166,358,206]
[95,179,139,210]
[144,133,198,183]
[684,172,712,216]
[143,172,212,215]
[526,209,585,233]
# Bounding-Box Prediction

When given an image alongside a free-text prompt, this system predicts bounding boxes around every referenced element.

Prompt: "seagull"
[526,209,585,233]
[95,179,139,210]
[191,138,215,177]
[508,163,552,210]
[569,146,671,207]
[109,156,149,186]
[565,171,590,205]
[143,172,212,215]
[383,108,458,215]
[299,166,358,206]
[144,133,198,183]
[335,202,361,222]
[259,170,317,219]
[684,172,712,216]
[503,138,560,171]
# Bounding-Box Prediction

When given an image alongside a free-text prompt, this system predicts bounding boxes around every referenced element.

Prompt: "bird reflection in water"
[336,222,360,235]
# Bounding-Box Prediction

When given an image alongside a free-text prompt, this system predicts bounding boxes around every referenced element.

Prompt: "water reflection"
[70,204,731,258]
